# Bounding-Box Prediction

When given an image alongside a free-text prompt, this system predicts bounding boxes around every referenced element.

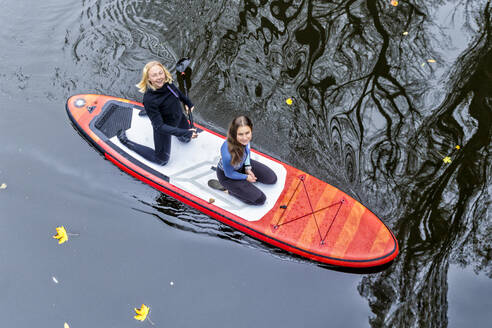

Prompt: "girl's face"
[236,125,252,146]
[148,65,166,89]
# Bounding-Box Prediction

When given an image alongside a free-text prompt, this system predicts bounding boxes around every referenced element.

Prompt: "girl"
[216,116,277,205]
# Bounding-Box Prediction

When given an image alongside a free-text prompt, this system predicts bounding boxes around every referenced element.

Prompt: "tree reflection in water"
[191,1,492,326]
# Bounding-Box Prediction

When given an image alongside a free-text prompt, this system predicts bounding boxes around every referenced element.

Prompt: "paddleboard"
[66,94,398,268]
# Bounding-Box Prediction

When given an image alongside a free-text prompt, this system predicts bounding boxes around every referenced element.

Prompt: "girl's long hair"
[227,116,253,167]
[135,61,173,93]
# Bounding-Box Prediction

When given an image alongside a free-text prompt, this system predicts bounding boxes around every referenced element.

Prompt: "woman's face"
[236,125,252,146]
[148,65,165,89]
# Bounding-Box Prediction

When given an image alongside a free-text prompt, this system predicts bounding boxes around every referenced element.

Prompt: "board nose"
[66,95,102,123]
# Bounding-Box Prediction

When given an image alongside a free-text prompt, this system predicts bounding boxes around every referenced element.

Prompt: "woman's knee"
[155,151,170,165]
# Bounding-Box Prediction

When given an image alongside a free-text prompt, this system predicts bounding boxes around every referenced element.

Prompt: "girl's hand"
[245,168,256,179]
[246,170,257,183]
[246,174,256,183]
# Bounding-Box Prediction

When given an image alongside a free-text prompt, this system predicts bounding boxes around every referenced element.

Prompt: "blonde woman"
[118,61,198,165]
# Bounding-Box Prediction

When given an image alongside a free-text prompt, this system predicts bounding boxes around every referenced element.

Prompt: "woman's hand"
[185,105,195,113]
[189,128,198,139]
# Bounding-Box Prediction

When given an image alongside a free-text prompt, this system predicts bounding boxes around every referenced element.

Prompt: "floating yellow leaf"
[421,63,426,67]
[134,304,149,322]
[455,145,460,150]
[53,226,68,244]
[0,183,6,190]
[427,59,436,63]
[391,0,398,6]
[285,98,293,105]
[402,31,409,35]
[443,157,452,164]
[64,323,70,328]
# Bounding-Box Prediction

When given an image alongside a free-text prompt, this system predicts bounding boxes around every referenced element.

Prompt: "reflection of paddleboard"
[66,94,398,268]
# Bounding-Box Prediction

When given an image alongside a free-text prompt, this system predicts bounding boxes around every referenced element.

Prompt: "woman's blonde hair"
[135,61,173,93]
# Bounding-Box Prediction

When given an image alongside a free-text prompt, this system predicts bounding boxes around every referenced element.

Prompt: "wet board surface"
[66,94,398,268]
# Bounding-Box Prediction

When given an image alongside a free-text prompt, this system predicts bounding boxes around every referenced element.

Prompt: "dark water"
[1,0,491,327]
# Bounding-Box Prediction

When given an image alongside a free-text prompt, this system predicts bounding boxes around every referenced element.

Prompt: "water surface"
[0,0,491,327]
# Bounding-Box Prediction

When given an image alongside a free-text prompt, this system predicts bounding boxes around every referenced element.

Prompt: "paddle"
[176,57,196,129]
[176,58,223,190]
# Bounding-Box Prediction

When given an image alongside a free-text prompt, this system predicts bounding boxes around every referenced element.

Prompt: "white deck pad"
[110,108,287,221]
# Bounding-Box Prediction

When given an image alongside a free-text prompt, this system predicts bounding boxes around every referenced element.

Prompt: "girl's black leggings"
[217,159,277,205]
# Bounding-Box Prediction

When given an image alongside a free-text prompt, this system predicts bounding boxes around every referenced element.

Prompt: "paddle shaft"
[181,75,195,128]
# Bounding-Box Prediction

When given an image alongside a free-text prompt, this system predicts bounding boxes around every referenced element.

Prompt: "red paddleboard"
[66,94,398,268]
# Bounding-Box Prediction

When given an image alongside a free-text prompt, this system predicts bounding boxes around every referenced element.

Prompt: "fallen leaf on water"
[64,323,70,328]
[427,59,436,63]
[391,0,398,6]
[443,157,452,164]
[53,226,68,244]
[0,183,7,190]
[455,145,460,150]
[421,63,426,67]
[285,98,293,105]
[52,276,59,284]
[134,304,150,322]
[402,31,409,35]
